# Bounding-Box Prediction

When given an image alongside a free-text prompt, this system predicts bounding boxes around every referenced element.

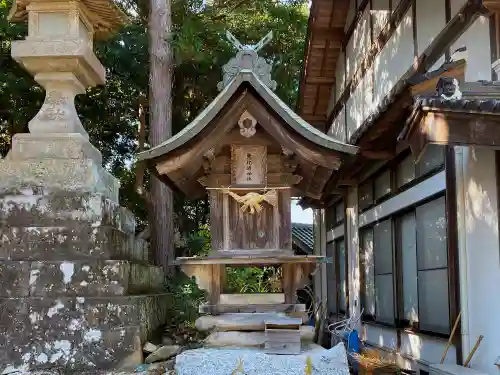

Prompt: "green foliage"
[164,271,206,330]
[0,0,308,241]
[225,266,282,293]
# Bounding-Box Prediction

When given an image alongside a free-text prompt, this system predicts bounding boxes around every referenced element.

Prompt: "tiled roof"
[292,223,314,254]
[414,80,500,114]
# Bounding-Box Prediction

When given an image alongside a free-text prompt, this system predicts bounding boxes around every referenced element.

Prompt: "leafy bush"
[225,266,282,293]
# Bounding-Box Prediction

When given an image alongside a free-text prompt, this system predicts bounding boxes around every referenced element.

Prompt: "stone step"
[0,260,164,297]
[0,293,170,372]
[205,327,315,348]
[0,158,119,201]
[0,225,148,262]
[0,192,135,233]
[195,313,309,332]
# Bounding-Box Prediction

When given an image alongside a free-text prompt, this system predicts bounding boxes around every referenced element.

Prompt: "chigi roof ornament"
[217,31,277,91]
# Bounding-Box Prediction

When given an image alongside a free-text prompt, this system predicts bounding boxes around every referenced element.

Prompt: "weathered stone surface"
[144,345,181,364]
[195,313,308,332]
[0,226,147,262]
[205,326,315,348]
[0,295,169,337]
[0,192,135,233]
[175,344,349,375]
[0,158,119,201]
[143,342,158,353]
[0,294,170,372]
[0,260,164,297]
[0,326,142,372]
[10,133,103,164]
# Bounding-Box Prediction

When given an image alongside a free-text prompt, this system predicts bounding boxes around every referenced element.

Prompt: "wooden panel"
[210,264,223,305]
[229,197,274,250]
[231,145,267,185]
[219,293,285,305]
[209,190,224,251]
[279,189,292,249]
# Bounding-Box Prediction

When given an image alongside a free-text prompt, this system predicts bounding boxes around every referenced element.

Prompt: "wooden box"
[264,319,302,355]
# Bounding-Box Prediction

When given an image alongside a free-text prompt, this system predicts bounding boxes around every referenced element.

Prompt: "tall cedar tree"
[148,0,175,273]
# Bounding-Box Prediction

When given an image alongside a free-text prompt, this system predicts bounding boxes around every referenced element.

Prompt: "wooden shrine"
[138,31,359,353]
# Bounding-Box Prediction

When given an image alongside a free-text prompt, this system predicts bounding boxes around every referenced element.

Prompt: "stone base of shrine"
[0,183,169,372]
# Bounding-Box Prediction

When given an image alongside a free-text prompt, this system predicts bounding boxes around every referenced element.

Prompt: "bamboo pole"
[440,312,462,364]
[463,335,484,367]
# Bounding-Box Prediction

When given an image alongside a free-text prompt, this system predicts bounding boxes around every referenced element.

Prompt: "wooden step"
[175,254,326,266]
[205,326,314,348]
[199,303,306,315]
[219,293,285,305]
[195,312,308,332]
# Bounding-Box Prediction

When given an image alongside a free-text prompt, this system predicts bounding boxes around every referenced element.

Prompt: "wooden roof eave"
[138,70,359,164]
[403,105,500,162]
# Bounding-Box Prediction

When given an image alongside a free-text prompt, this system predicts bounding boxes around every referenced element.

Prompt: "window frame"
[326,236,349,318]
[359,193,452,338]
[358,146,445,213]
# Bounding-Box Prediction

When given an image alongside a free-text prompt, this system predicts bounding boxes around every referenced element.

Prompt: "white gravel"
[175,343,349,375]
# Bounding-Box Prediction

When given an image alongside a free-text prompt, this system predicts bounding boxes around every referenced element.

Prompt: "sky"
[291,199,313,224]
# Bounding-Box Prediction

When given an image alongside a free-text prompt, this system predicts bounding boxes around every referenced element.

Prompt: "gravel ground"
[175,343,349,375]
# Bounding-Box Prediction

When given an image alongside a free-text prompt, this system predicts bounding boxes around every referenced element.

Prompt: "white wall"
[450,14,491,82]
[373,6,413,107]
[329,108,346,142]
[455,147,500,373]
[416,0,446,71]
[371,0,390,39]
[400,332,456,365]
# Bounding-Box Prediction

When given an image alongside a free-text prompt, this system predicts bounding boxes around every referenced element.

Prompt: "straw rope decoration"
[222,187,278,214]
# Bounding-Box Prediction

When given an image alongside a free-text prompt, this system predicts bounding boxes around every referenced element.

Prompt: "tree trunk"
[148,0,174,274]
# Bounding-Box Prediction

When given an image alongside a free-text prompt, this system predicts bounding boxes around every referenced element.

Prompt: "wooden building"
[299,0,500,374]
[138,33,358,353]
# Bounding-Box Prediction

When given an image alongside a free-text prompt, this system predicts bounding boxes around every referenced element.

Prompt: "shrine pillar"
[0,1,168,372]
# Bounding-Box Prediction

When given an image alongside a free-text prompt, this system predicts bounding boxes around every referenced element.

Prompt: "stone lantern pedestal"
[0,1,168,372]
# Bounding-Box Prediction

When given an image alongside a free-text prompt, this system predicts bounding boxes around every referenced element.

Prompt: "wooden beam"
[360,149,396,159]
[199,303,306,315]
[337,179,357,186]
[407,111,500,160]
[483,0,500,13]
[301,114,327,122]
[305,76,336,85]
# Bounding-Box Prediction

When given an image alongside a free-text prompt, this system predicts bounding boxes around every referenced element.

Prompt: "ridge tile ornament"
[217,31,277,91]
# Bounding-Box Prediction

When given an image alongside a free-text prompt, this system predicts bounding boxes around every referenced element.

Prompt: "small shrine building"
[138,32,359,353]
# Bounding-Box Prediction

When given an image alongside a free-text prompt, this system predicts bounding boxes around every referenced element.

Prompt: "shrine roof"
[138,69,358,163]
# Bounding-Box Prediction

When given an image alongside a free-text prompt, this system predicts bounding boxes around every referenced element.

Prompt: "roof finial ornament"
[217,31,277,92]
